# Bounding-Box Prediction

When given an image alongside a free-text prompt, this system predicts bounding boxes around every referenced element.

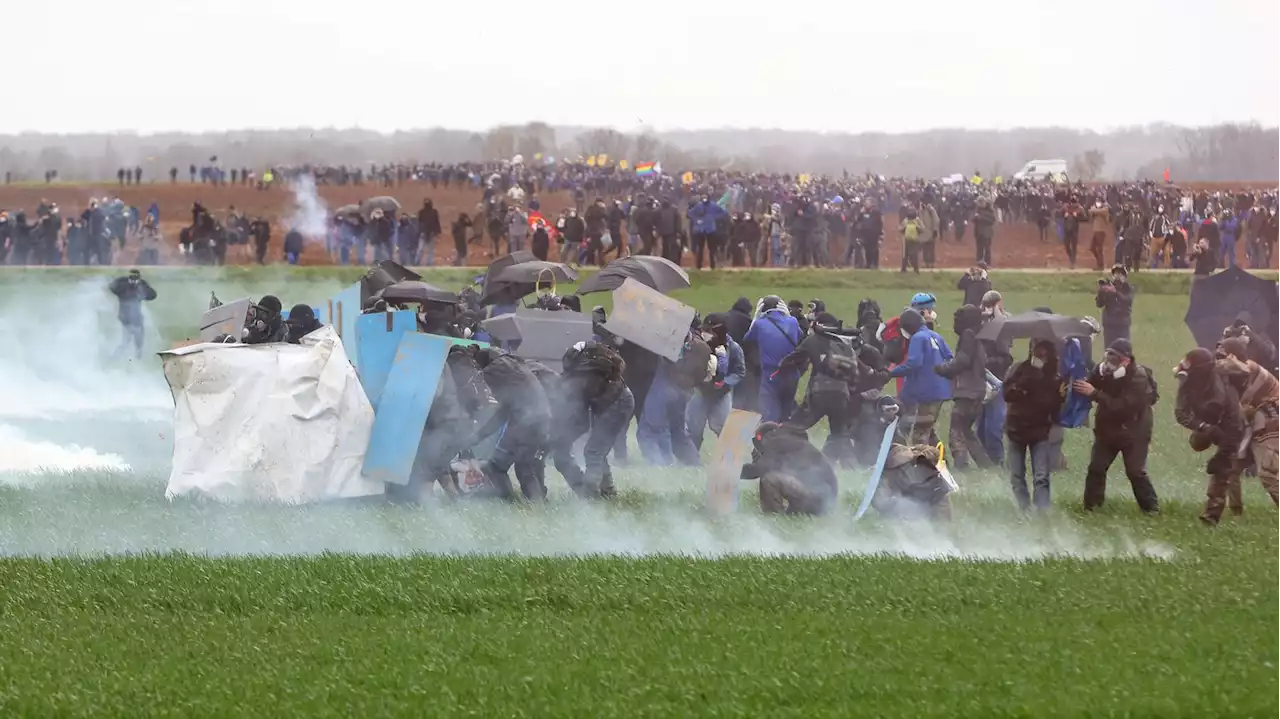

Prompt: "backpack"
[903,219,921,242]
[880,316,907,365]
[672,336,713,391]
[1141,364,1159,406]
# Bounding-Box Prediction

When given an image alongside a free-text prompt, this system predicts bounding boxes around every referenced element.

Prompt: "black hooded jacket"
[936,305,988,401]
[1002,343,1064,445]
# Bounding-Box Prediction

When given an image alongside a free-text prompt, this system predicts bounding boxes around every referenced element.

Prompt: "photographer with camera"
[1094,265,1134,348]
[108,269,157,359]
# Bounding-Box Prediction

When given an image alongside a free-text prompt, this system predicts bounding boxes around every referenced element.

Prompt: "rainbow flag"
[634,161,656,176]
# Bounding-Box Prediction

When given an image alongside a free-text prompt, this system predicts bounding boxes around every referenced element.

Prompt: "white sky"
[7,0,1278,134]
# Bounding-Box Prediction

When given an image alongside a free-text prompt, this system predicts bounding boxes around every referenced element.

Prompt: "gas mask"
[1029,357,1045,370]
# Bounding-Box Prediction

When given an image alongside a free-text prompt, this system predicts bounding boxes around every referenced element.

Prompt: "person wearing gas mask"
[108,269,157,359]
[284,304,323,343]
[1075,339,1160,514]
[1002,340,1065,510]
[244,295,288,344]
[935,305,993,470]
[1221,313,1278,376]
[777,311,859,466]
[739,422,838,516]
[1094,265,1134,348]
[685,314,745,451]
[888,308,953,446]
[1173,347,1248,524]
[552,340,634,499]
[466,346,553,501]
[745,295,803,423]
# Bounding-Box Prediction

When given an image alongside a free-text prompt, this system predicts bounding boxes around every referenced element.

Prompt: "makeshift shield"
[316,282,362,369]
[608,278,697,361]
[354,310,419,407]
[936,442,959,492]
[361,332,451,486]
[854,418,898,520]
[706,409,761,515]
[199,298,251,342]
[480,308,594,364]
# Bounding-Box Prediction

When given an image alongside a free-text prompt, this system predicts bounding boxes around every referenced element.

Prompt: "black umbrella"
[373,280,458,306]
[360,260,421,308]
[481,261,578,306]
[976,311,1097,345]
[1185,266,1278,349]
[481,251,538,295]
[575,256,692,295]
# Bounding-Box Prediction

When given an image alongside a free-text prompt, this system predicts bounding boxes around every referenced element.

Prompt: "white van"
[1013,159,1068,182]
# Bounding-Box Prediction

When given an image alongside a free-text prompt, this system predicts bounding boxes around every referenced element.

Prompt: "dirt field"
[0,181,1247,270]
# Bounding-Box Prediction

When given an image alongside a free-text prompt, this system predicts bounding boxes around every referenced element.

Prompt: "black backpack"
[1141,364,1159,406]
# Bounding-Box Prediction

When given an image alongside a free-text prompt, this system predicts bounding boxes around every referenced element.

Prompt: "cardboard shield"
[354,310,419,407]
[316,282,362,369]
[608,278,697,362]
[199,298,251,342]
[361,332,451,485]
[706,409,761,515]
[853,418,898,520]
[480,308,594,364]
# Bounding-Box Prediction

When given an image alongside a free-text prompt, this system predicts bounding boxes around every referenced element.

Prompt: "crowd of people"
[129,258,1276,523]
[4,160,1276,271]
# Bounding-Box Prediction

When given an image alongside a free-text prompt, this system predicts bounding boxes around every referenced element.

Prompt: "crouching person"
[740,422,838,516]
[873,443,954,521]
[553,341,635,499]
[1174,348,1249,524]
[468,347,553,501]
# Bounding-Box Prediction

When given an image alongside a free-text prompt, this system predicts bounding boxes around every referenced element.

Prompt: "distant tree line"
[0,122,1273,183]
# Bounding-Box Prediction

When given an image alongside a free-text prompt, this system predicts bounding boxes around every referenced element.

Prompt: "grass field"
[0,267,1276,716]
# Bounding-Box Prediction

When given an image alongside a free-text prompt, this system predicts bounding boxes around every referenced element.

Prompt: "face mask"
[1111,364,1127,379]
[1029,357,1045,370]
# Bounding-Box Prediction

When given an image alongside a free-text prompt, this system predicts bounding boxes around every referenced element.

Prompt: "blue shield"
[361,332,451,485]
[316,283,362,369]
[853,418,898,521]
[355,310,419,407]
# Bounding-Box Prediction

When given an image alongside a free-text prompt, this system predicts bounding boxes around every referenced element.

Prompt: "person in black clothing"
[284,304,322,342]
[395,348,476,502]
[1094,265,1134,347]
[740,422,839,516]
[244,295,288,344]
[283,227,304,264]
[108,270,157,358]
[467,347,553,502]
[1002,339,1065,510]
[417,199,442,265]
[1075,338,1160,514]
[850,200,883,268]
[451,212,472,266]
[957,265,991,308]
[936,305,993,470]
[1173,347,1247,524]
[726,297,759,413]
[551,341,634,499]
[778,312,858,467]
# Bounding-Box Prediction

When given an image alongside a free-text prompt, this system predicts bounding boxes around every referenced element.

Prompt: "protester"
[1002,340,1065,510]
[108,269,158,359]
[1076,339,1160,514]
[1094,265,1134,347]
[888,308,953,446]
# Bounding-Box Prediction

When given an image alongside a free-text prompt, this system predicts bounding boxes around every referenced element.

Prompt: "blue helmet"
[910,292,937,310]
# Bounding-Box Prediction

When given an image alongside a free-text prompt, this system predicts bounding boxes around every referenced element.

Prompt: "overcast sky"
[7,0,1277,135]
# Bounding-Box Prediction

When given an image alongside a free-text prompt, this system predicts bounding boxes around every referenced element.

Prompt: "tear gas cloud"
[285,174,330,238]
[0,278,1174,563]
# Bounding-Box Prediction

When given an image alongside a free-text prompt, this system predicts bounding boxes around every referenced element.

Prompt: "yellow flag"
[994,175,1003,184]
[798,173,810,186]
[619,160,630,170]
[586,156,597,167]
[597,154,609,166]
[534,152,543,161]
[681,171,694,185]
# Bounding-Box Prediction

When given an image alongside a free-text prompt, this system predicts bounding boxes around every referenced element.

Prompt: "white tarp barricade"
[158,326,381,503]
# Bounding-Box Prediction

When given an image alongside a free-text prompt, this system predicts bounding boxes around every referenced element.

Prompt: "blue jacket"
[1058,338,1091,428]
[889,328,954,403]
[688,201,727,235]
[745,310,801,373]
[1220,216,1240,242]
[716,337,746,388]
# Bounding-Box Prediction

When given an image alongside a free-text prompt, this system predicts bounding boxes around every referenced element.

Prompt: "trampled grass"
[0,267,1277,716]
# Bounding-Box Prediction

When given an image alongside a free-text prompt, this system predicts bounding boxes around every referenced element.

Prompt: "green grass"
[0,267,1277,717]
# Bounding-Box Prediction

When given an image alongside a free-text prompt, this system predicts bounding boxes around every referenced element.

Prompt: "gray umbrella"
[480,308,594,364]
[976,311,1097,345]
[576,256,691,295]
[334,204,361,218]
[373,280,458,306]
[481,261,579,306]
[360,196,402,218]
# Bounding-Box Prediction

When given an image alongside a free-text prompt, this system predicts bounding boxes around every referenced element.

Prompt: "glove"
[1204,424,1224,443]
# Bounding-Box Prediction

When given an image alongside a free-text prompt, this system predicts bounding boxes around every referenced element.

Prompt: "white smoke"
[284,174,330,239]
[0,424,131,479]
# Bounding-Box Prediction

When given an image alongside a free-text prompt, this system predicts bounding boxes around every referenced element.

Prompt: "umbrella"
[575,256,691,295]
[360,196,401,218]
[360,260,421,307]
[482,251,538,294]
[481,261,577,306]
[1184,266,1278,349]
[373,280,458,306]
[976,311,1096,345]
[334,204,361,218]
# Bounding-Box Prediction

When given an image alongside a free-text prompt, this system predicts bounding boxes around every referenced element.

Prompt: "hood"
[953,305,984,334]
[731,296,753,315]
[899,308,925,336]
